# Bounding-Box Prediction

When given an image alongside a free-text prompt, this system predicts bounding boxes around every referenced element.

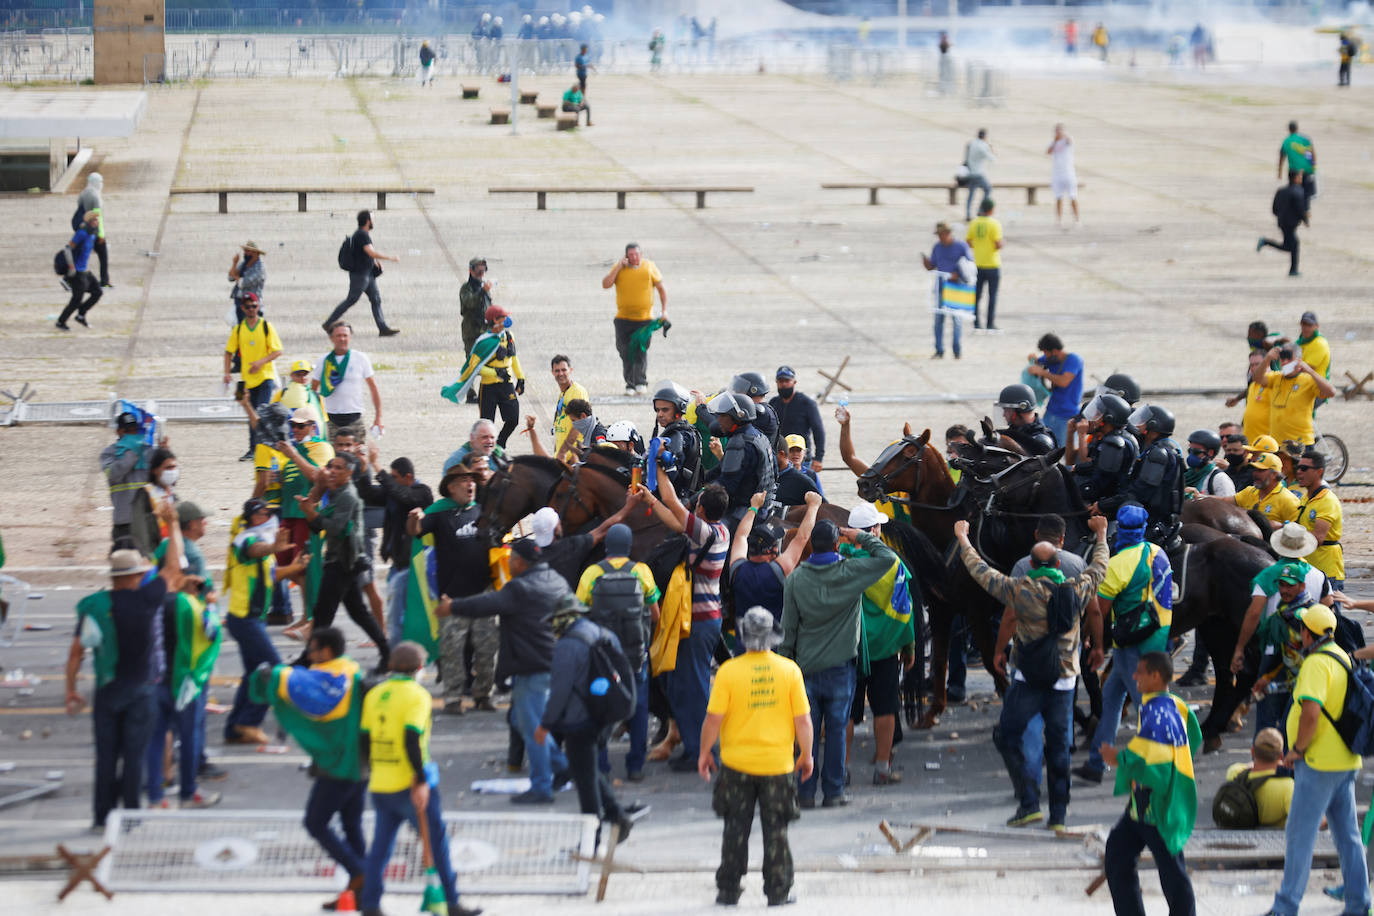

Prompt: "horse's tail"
[1244,508,1273,538]
[884,519,949,591]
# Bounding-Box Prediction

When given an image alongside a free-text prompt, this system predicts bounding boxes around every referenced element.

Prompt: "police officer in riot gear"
[705,391,776,525]
[1099,404,1183,544]
[731,372,781,454]
[1102,372,1141,405]
[651,381,703,499]
[1072,393,1139,503]
[994,383,1056,456]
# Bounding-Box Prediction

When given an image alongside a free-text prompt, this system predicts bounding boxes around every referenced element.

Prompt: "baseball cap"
[176,501,208,524]
[290,358,314,374]
[240,291,260,305]
[747,521,783,556]
[1254,727,1284,759]
[290,408,316,425]
[1300,311,1318,325]
[484,304,509,324]
[469,256,488,269]
[509,537,541,563]
[848,503,887,530]
[810,519,839,552]
[1248,452,1282,474]
[784,434,806,451]
[531,507,559,548]
[775,365,797,380]
[1276,564,1305,586]
[241,497,272,519]
[934,221,952,235]
[116,411,141,431]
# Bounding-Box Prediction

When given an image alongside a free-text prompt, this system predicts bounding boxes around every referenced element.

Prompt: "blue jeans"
[1043,410,1073,449]
[144,684,205,803]
[1271,763,1369,916]
[932,310,963,358]
[667,617,721,760]
[800,662,857,802]
[92,683,155,827]
[385,567,408,650]
[304,776,366,880]
[600,661,650,776]
[1086,646,1142,773]
[947,614,968,698]
[965,173,991,220]
[1255,690,1292,746]
[993,681,1073,822]
[510,672,567,796]
[224,613,280,738]
[362,787,460,912]
[1023,713,1044,781]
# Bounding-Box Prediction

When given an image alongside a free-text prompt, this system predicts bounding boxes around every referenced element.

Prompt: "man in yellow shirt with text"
[223,297,283,461]
[602,242,667,396]
[966,197,1004,331]
[1255,342,1335,448]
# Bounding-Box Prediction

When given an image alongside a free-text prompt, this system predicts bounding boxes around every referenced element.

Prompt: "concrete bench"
[519,90,539,105]
[536,103,557,119]
[490,108,510,125]
[488,186,755,211]
[821,181,1081,206]
[168,186,435,214]
[555,114,579,131]
[461,84,479,99]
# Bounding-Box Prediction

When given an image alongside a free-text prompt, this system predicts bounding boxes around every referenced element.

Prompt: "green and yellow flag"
[1113,691,1202,855]
[403,498,460,662]
[440,331,501,404]
[249,656,364,781]
[171,592,222,709]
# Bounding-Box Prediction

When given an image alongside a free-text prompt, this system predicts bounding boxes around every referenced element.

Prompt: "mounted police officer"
[1100,404,1183,546]
[994,384,1056,456]
[1072,393,1138,504]
[731,372,781,454]
[706,391,777,527]
[651,381,703,499]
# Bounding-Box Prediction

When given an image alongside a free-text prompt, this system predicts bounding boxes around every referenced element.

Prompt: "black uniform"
[656,418,703,499]
[752,401,782,454]
[708,423,776,518]
[1073,428,1140,503]
[998,415,1056,456]
[1100,437,1183,533]
[769,390,826,463]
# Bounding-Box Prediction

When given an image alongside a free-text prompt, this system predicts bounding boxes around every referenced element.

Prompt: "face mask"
[1225,452,1247,464]
[776,385,795,399]
[1185,454,1205,469]
[1247,337,1266,350]
[1281,361,1299,377]
[159,468,180,487]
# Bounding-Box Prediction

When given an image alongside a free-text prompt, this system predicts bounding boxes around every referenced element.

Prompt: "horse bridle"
[865,437,936,509]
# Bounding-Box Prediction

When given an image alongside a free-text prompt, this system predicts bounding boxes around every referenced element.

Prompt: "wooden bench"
[821,181,1082,206]
[168,186,435,214]
[490,108,510,125]
[555,114,579,131]
[461,84,479,99]
[519,90,539,105]
[536,103,557,119]
[488,186,754,211]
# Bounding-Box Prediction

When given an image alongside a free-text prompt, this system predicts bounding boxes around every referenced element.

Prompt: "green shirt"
[563,88,583,106]
[1281,132,1315,174]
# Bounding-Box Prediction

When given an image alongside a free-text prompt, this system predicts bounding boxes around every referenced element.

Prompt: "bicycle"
[1312,427,1349,483]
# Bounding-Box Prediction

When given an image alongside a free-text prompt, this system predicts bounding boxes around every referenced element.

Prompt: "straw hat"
[1270,521,1317,559]
[242,240,265,255]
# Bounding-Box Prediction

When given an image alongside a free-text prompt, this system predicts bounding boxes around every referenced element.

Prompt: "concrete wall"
[94,0,166,84]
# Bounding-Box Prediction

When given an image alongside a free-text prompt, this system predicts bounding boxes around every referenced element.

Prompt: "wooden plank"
[486,186,753,193]
[171,187,433,194]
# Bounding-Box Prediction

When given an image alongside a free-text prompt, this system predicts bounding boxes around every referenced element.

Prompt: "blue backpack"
[1316,647,1374,757]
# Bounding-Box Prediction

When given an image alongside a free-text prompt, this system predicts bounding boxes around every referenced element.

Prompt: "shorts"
[850,653,902,724]
[1051,175,1078,200]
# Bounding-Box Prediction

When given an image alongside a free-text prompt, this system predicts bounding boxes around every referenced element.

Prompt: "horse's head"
[857,424,941,503]
[979,449,1072,514]
[476,455,565,545]
[950,439,1031,483]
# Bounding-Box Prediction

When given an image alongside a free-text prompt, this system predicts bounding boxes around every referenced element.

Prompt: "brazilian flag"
[171,592,222,710]
[628,318,668,357]
[1113,692,1202,855]
[839,545,916,671]
[440,331,501,404]
[403,499,460,662]
[249,656,364,781]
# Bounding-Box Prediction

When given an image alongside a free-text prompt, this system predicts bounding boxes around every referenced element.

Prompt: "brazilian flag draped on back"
[171,592,222,710]
[440,331,501,405]
[1113,691,1202,855]
[249,656,363,781]
[404,498,460,662]
[839,545,915,675]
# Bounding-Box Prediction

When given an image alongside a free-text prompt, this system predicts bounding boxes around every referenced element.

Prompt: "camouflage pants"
[712,766,799,901]
[438,614,498,703]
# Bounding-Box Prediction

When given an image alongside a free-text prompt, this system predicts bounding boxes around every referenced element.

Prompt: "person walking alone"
[966,199,1004,330]
[964,128,995,222]
[324,210,401,337]
[602,243,667,395]
[1047,123,1080,225]
[1258,171,1309,278]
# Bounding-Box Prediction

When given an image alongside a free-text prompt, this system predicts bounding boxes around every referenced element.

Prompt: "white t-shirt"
[1198,466,1236,498]
[1050,136,1075,180]
[310,349,374,415]
[966,139,995,177]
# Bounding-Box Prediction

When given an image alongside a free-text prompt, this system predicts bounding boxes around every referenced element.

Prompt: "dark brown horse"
[1180,499,1266,539]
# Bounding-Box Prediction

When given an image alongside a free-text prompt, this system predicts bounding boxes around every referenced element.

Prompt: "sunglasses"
[243,304,260,310]
[1296,464,1317,471]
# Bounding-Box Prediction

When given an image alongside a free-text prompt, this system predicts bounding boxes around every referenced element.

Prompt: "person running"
[1258,171,1309,278]
[57,210,104,330]
[1277,121,1316,208]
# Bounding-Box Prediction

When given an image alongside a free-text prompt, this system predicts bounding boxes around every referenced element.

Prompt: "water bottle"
[838,394,849,409]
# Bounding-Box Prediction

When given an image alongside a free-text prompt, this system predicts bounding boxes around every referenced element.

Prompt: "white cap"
[531,507,560,548]
[482,12,491,21]
[848,503,887,530]
[493,16,502,25]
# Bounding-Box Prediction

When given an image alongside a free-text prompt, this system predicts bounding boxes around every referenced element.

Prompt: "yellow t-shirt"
[1300,335,1331,380]
[253,444,284,506]
[1298,486,1343,581]
[1234,483,1299,524]
[1242,380,1268,444]
[227,530,276,619]
[553,381,590,453]
[1263,370,1319,446]
[613,260,663,322]
[226,318,283,389]
[1224,763,1293,827]
[1288,645,1360,772]
[361,675,433,793]
[706,651,810,776]
[966,216,1003,269]
[576,557,661,605]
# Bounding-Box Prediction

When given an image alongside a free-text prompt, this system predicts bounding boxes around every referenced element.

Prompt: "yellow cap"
[1298,604,1337,637]
[1250,435,1279,455]
[290,359,313,374]
[784,434,806,451]
[1248,452,1282,474]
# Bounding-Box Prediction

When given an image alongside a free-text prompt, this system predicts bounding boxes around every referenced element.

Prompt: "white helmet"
[605,420,639,442]
[583,5,594,16]
[594,13,604,22]
[493,16,502,25]
[523,14,531,23]
[481,12,491,21]
[539,16,549,24]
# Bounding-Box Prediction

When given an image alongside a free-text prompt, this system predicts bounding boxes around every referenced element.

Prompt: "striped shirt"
[685,512,728,621]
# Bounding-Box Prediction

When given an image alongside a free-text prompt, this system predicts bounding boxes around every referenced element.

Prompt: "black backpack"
[1212,769,1272,829]
[1014,582,1079,689]
[54,247,72,276]
[588,560,648,674]
[571,622,636,729]
[1315,647,1374,757]
[71,201,86,232]
[337,235,356,272]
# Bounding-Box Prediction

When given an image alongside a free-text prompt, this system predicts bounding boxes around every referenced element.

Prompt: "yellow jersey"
[1263,370,1319,446]
[1234,483,1299,524]
[966,216,1003,269]
[613,260,663,322]
[1242,380,1269,444]
[576,557,661,605]
[707,651,810,776]
[1298,486,1343,581]
[553,381,590,453]
[1299,334,1331,380]
[1224,763,1293,827]
[361,675,433,793]
[226,318,283,389]
[1289,645,1360,771]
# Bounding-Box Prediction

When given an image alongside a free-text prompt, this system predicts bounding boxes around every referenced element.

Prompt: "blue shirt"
[1041,351,1084,418]
[928,240,972,274]
[575,53,589,76]
[70,227,96,272]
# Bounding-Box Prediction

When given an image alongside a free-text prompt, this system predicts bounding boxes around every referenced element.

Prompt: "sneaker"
[613,816,634,843]
[101,282,114,289]
[510,789,554,805]
[1176,671,1207,687]
[448,905,482,916]
[626,769,645,783]
[767,893,798,907]
[799,797,816,810]
[930,351,944,359]
[239,450,255,461]
[552,768,571,790]
[873,768,903,786]
[226,725,271,745]
[821,795,850,808]
[441,701,464,716]
[635,384,648,395]
[379,327,401,337]
[151,798,173,809]
[74,313,89,327]
[1288,271,1301,277]
[625,386,637,396]
[181,790,222,809]
[667,754,698,773]
[1071,764,1104,785]
[1007,806,1043,827]
[1256,237,1267,252]
[471,697,497,712]
[199,762,229,781]
[55,321,71,331]
[716,889,741,906]
[1048,821,1068,834]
